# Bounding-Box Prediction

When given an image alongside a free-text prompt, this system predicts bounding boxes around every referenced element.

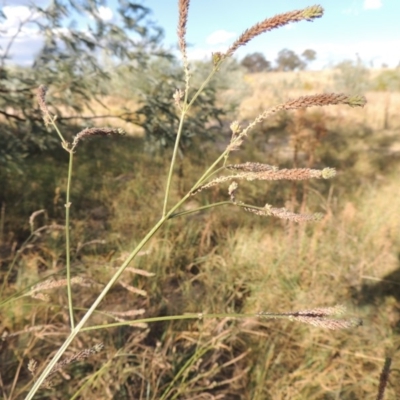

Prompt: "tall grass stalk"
[37,85,75,329]
[24,3,367,398]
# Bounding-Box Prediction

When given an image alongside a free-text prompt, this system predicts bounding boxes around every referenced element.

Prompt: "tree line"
[241,48,317,73]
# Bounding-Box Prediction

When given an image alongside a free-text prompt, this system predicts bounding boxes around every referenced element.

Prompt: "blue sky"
[1,0,399,68]
[143,0,399,68]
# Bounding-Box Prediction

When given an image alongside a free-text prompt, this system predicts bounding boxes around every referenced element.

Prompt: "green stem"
[191,148,231,191]
[79,311,296,333]
[25,191,192,399]
[168,201,231,219]
[81,312,259,332]
[24,127,237,398]
[193,165,227,188]
[26,61,231,399]
[160,345,210,400]
[162,63,223,216]
[186,63,222,110]
[25,221,163,399]
[50,116,67,145]
[162,109,187,216]
[65,150,75,330]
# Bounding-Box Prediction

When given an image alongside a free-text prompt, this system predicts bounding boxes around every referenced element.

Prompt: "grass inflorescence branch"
[226,5,324,57]
[192,167,336,194]
[258,305,363,330]
[177,0,190,61]
[72,127,126,148]
[41,343,104,388]
[24,2,367,398]
[242,204,323,223]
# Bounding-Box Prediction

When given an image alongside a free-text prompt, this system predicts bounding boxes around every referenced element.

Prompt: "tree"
[275,48,305,71]
[0,0,224,169]
[0,1,163,168]
[302,49,317,63]
[241,52,271,73]
[333,57,370,93]
[301,49,317,69]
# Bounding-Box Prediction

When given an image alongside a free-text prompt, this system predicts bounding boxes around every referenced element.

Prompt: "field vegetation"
[0,2,400,399]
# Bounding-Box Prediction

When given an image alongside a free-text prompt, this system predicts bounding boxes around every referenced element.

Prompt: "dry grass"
[4,159,399,399]
[240,69,400,131]
[1,68,400,398]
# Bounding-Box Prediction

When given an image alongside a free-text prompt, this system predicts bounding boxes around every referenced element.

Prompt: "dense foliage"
[0,0,226,170]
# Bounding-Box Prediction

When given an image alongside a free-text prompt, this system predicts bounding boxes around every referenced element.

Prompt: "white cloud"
[98,6,113,21]
[187,47,216,60]
[0,5,43,63]
[301,39,399,69]
[1,5,40,34]
[363,0,382,10]
[2,5,31,23]
[0,33,43,65]
[206,30,236,45]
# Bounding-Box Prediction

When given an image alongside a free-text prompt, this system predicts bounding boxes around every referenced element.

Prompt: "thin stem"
[50,116,67,145]
[65,150,75,329]
[81,312,258,332]
[25,191,191,398]
[191,147,231,191]
[186,62,223,110]
[162,109,187,216]
[80,311,329,333]
[160,346,210,400]
[162,61,224,216]
[168,201,231,219]
[26,59,230,399]
[194,165,226,187]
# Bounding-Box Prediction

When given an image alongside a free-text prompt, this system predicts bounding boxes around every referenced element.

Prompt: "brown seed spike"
[283,93,352,110]
[43,343,104,387]
[37,85,52,125]
[178,0,190,59]
[72,127,126,148]
[269,207,320,223]
[226,162,278,172]
[226,6,323,57]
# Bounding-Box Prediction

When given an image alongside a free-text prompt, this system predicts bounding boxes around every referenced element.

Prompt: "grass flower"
[259,305,363,330]
[72,127,125,148]
[226,6,324,57]
[42,343,104,387]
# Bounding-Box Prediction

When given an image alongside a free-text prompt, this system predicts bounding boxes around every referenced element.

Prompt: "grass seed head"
[178,0,190,59]
[72,127,126,148]
[226,6,324,57]
[228,182,238,201]
[227,162,278,172]
[37,85,52,125]
[43,343,104,387]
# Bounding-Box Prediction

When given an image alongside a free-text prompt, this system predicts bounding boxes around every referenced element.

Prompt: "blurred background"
[0,1,399,398]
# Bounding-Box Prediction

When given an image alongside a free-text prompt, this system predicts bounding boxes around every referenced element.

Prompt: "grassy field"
[1,69,400,399]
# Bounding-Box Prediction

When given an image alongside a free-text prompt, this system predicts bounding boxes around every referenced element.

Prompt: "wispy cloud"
[1,5,40,34]
[206,30,236,45]
[97,6,113,21]
[363,0,382,10]
[0,5,42,64]
[186,29,237,60]
[187,47,221,60]
[305,38,400,69]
